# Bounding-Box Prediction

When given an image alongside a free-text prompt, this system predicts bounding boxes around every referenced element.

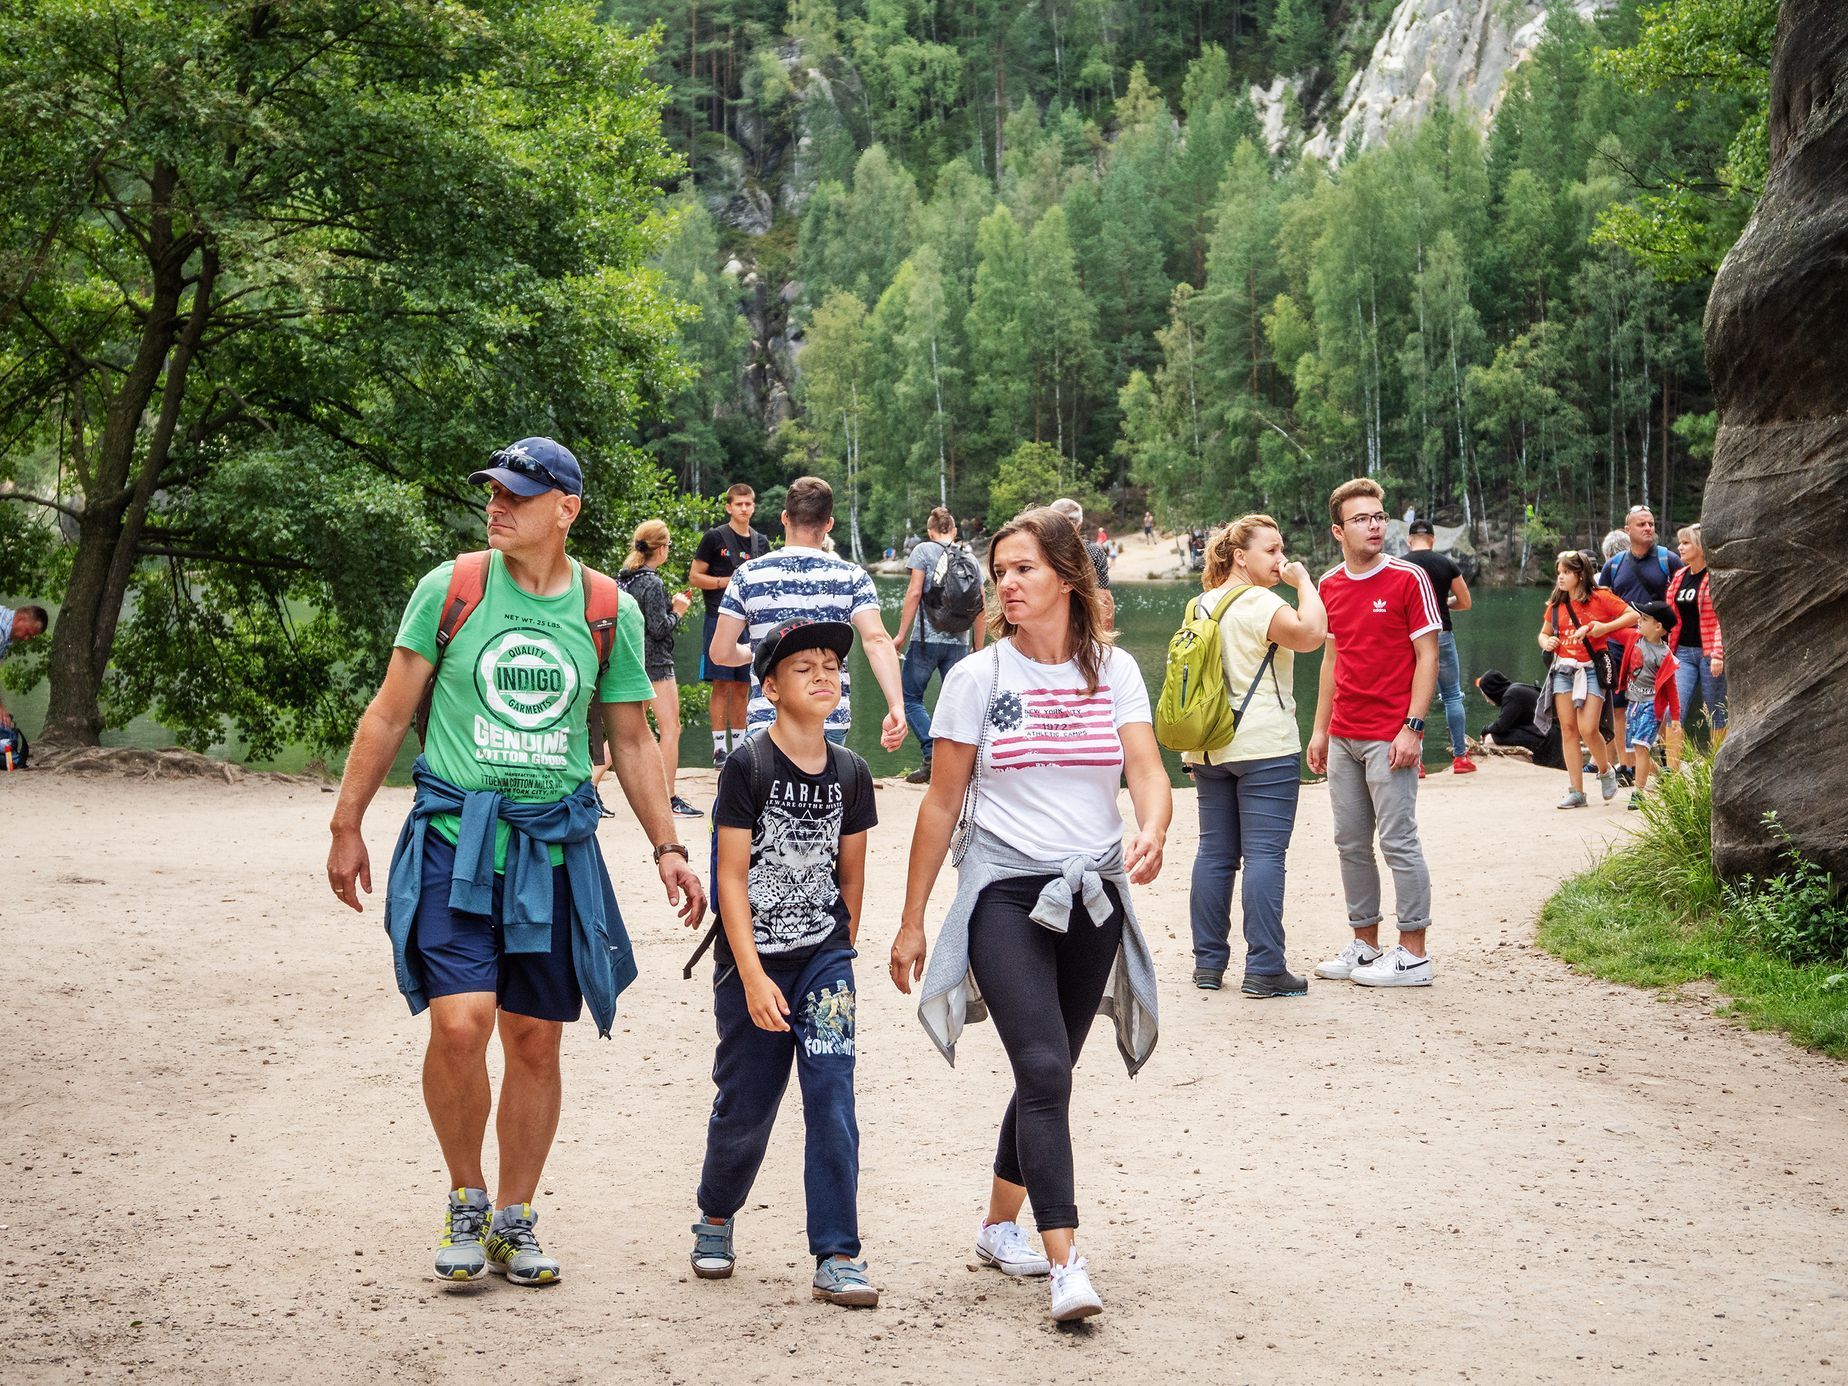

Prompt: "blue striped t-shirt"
[719,546,881,732]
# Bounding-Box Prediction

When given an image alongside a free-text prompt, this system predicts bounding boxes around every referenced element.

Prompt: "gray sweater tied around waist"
[916,825,1159,1076]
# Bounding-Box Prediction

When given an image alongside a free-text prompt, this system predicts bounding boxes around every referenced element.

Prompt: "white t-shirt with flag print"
[929,638,1152,862]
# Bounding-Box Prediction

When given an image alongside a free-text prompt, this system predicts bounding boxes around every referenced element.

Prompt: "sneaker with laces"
[690,1216,735,1279]
[1314,939,1382,981]
[670,795,702,818]
[1599,767,1619,801]
[1049,1252,1103,1322]
[434,1187,491,1282]
[975,1220,1050,1276]
[1350,944,1433,988]
[485,1203,560,1286]
[1451,755,1478,774]
[1557,789,1588,809]
[811,1256,879,1307]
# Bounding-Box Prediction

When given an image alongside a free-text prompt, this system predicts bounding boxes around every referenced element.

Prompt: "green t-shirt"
[396,552,653,869]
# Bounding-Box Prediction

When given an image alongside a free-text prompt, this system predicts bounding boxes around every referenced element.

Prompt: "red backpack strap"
[579,562,623,691]
[414,551,491,745]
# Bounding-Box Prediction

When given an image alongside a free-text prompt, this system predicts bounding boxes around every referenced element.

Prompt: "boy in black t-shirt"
[690,618,879,1307]
[689,485,771,767]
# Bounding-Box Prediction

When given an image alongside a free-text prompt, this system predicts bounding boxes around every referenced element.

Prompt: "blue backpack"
[0,723,26,770]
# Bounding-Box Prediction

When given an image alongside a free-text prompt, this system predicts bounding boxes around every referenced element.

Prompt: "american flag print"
[988,683,1124,772]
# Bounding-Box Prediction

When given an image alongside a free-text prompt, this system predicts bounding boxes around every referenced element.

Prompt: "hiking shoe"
[811,1257,879,1308]
[670,795,702,818]
[1351,944,1434,988]
[485,1204,560,1286]
[1628,790,1644,811]
[1599,768,1619,802]
[1049,1253,1103,1322]
[1557,789,1588,809]
[1314,939,1382,981]
[1241,969,1308,998]
[1451,755,1478,775]
[976,1220,1050,1277]
[1192,967,1224,991]
[434,1187,491,1282]
[905,761,932,785]
[690,1217,735,1279]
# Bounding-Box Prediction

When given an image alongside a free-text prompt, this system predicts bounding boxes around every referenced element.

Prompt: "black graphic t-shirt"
[712,738,877,966]
[693,523,770,614]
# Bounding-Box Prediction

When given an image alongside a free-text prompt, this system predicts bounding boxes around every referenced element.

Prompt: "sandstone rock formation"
[1702,0,1848,882]
[1303,0,1613,165]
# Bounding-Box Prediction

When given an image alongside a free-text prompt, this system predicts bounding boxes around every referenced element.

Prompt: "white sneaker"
[976,1220,1050,1276]
[1350,944,1434,988]
[1049,1252,1103,1322]
[1314,939,1383,981]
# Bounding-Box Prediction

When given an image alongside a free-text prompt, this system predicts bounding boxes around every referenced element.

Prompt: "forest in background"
[613,0,1771,571]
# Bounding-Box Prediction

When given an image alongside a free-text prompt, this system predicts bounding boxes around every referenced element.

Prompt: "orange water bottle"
[3,746,12,772]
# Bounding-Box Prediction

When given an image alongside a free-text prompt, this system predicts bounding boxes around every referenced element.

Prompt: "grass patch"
[1536,753,1848,1059]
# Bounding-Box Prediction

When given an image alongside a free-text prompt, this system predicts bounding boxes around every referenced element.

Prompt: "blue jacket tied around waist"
[385,758,637,1036]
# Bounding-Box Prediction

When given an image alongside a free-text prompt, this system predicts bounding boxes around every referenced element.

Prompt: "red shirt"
[1319,557,1444,741]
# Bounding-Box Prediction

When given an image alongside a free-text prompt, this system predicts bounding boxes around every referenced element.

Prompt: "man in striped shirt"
[707,476,907,752]
[1306,477,1443,989]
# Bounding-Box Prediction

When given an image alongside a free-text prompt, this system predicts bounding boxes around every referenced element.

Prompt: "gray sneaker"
[485,1203,560,1286]
[690,1217,736,1279]
[434,1187,491,1282]
[812,1256,879,1307]
[1599,767,1619,801]
[1241,969,1308,998]
[1557,789,1588,809]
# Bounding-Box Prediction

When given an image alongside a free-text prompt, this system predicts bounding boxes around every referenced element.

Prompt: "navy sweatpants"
[696,947,860,1259]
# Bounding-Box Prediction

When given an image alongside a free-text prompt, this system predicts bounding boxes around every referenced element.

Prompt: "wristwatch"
[1403,717,1426,734]
[653,841,690,865]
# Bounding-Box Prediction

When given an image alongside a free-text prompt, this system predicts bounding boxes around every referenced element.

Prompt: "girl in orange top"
[1538,551,1637,808]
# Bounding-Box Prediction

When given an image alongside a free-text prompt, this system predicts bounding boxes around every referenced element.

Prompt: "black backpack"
[921,542,985,636]
[681,734,868,978]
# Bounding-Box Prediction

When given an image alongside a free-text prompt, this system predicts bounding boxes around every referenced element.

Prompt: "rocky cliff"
[1300,0,1614,163]
[1702,0,1848,884]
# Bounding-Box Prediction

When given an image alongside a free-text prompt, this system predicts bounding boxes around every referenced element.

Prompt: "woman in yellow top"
[1184,515,1328,995]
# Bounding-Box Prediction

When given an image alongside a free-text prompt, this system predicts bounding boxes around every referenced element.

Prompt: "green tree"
[987,440,1063,527]
[0,1,685,750]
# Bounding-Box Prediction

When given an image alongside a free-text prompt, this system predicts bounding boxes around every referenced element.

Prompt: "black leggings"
[967,874,1124,1232]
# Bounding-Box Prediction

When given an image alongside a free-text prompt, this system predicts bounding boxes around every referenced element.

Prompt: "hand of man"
[1389,727,1423,771]
[880,707,906,751]
[327,828,372,912]
[1306,730,1329,776]
[658,854,706,926]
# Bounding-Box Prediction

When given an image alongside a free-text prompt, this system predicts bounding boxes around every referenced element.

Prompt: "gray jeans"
[1327,736,1432,932]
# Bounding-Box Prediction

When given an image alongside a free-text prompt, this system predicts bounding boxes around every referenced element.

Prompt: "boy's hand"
[745,972,790,1031]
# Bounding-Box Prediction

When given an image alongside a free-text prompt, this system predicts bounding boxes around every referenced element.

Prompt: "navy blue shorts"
[409,833,582,1022]
[701,612,751,683]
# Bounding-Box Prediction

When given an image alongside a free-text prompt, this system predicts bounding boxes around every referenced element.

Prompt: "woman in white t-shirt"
[1183,515,1327,996]
[889,507,1171,1325]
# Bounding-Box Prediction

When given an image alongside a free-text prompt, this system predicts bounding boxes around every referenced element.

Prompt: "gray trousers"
[1327,736,1432,933]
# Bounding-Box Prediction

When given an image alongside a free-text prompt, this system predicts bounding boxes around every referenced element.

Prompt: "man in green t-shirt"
[326,437,705,1288]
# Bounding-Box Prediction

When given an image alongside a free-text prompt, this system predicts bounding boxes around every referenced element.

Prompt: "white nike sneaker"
[1314,938,1383,981]
[976,1220,1050,1276]
[1049,1252,1103,1322]
[1350,944,1434,988]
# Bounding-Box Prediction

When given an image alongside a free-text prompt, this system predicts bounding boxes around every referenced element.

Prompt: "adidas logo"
[1372,598,1388,613]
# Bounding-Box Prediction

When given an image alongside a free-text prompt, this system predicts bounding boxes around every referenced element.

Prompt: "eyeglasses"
[1341,511,1388,527]
[487,447,564,492]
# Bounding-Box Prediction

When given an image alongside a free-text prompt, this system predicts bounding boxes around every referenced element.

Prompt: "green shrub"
[1599,750,1721,917]
[1723,813,1848,967]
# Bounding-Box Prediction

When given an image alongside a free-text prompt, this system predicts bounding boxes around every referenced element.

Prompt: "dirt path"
[5,762,1843,1382]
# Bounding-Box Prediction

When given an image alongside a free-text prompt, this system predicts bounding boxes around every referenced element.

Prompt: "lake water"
[6,581,1550,784]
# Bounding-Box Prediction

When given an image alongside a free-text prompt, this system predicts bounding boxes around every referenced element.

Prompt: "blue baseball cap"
[470,437,584,498]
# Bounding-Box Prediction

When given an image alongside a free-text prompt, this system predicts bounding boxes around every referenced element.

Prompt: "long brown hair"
[1547,549,1596,630]
[623,518,670,571]
[986,507,1113,694]
[1202,513,1281,591]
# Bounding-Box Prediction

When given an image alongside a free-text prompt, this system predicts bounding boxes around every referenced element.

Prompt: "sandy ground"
[5,759,1845,1384]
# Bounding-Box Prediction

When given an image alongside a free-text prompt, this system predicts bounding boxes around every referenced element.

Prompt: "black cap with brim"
[752,618,855,683]
[1408,518,1436,536]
